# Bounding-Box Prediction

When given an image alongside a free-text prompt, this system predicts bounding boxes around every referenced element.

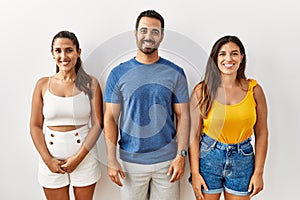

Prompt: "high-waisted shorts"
[189,134,254,196]
[38,125,101,188]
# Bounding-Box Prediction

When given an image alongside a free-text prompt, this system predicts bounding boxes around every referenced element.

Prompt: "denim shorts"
[189,134,254,196]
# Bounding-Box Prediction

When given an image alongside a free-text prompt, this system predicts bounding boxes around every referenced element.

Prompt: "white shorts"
[38,125,101,188]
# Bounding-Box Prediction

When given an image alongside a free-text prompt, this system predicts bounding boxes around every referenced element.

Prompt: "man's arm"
[104,102,125,186]
[168,102,190,182]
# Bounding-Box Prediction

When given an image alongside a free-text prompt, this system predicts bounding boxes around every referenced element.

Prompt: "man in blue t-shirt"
[104,10,190,200]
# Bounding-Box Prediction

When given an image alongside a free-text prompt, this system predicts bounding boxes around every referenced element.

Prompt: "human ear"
[77,48,82,57]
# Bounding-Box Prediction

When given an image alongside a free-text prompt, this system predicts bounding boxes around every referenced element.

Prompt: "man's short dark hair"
[135,10,164,32]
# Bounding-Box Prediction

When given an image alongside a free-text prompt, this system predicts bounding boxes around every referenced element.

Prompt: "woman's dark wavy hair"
[199,35,247,118]
[51,30,92,99]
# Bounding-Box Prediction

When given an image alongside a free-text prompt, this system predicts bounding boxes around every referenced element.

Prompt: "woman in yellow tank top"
[188,36,269,200]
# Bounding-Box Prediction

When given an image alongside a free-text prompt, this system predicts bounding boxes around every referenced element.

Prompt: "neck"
[220,75,238,88]
[135,49,160,64]
[57,70,76,82]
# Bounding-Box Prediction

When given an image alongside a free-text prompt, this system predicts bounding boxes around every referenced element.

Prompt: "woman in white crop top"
[30,31,103,200]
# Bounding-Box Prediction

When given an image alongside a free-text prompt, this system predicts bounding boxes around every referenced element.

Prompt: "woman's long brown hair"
[199,35,247,118]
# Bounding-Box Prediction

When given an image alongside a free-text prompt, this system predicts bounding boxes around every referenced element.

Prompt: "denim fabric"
[190,134,254,196]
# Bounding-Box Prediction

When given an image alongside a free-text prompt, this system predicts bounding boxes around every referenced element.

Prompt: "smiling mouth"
[223,63,234,68]
[143,40,155,47]
[60,61,70,65]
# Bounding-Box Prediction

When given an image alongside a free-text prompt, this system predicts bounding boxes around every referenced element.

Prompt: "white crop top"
[43,86,91,126]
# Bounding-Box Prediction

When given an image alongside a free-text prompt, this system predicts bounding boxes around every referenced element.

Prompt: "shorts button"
[49,141,53,145]
[77,139,81,143]
[50,134,54,137]
[75,132,79,136]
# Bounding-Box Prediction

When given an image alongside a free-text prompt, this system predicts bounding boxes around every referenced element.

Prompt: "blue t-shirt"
[104,57,189,164]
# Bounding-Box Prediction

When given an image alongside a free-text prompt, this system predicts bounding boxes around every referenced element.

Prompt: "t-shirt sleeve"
[104,70,122,103]
[172,69,189,103]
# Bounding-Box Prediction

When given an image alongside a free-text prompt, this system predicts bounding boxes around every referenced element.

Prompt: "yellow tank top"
[203,79,257,144]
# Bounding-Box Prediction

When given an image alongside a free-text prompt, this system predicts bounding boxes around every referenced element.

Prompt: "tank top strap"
[47,76,54,93]
[247,78,257,93]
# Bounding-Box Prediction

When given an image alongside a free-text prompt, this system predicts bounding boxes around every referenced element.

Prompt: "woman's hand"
[107,159,125,187]
[60,155,82,173]
[192,173,208,200]
[248,173,264,197]
[44,157,66,174]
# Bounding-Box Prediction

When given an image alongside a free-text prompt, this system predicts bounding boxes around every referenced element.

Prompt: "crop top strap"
[248,78,257,93]
[47,76,54,93]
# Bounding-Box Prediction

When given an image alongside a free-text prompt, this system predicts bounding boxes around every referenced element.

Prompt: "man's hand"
[167,155,185,182]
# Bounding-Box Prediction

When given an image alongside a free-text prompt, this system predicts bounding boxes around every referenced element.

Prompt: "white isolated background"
[0,0,299,199]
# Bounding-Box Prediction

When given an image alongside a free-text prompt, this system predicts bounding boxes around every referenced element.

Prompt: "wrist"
[42,154,53,164]
[190,170,200,175]
[253,170,264,176]
[177,149,187,157]
[108,156,118,164]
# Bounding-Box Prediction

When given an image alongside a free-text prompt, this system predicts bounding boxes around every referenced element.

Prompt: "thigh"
[224,191,250,200]
[202,193,222,200]
[73,183,96,200]
[121,171,151,200]
[43,185,70,200]
[150,165,179,200]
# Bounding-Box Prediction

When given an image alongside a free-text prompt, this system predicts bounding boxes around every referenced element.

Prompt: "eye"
[139,28,147,34]
[151,29,160,36]
[66,48,73,53]
[54,49,61,53]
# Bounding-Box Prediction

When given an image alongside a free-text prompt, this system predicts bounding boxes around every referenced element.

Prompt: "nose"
[225,54,232,61]
[60,50,67,59]
[144,35,151,41]
[144,30,153,39]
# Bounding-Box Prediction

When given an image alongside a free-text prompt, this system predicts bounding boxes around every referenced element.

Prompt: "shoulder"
[159,57,185,74]
[85,74,100,90]
[109,58,135,76]
[192,82,204,100]
[240,78,255,91]
[88,75,98,84]
[247,78,257,86]
[247,78,261,93]
[33,76,49,97]
[251,82,268,114]
[35,77,49,90]
[114,58,135,70]
[253,83,265,97]
[36,76,48,84]
[250,80,267,104]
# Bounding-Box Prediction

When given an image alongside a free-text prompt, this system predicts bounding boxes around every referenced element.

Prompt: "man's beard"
[140,47,158,55]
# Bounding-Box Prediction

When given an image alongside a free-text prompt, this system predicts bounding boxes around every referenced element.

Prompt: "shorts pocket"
[239,143,254,157]
[200,140,214,159]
